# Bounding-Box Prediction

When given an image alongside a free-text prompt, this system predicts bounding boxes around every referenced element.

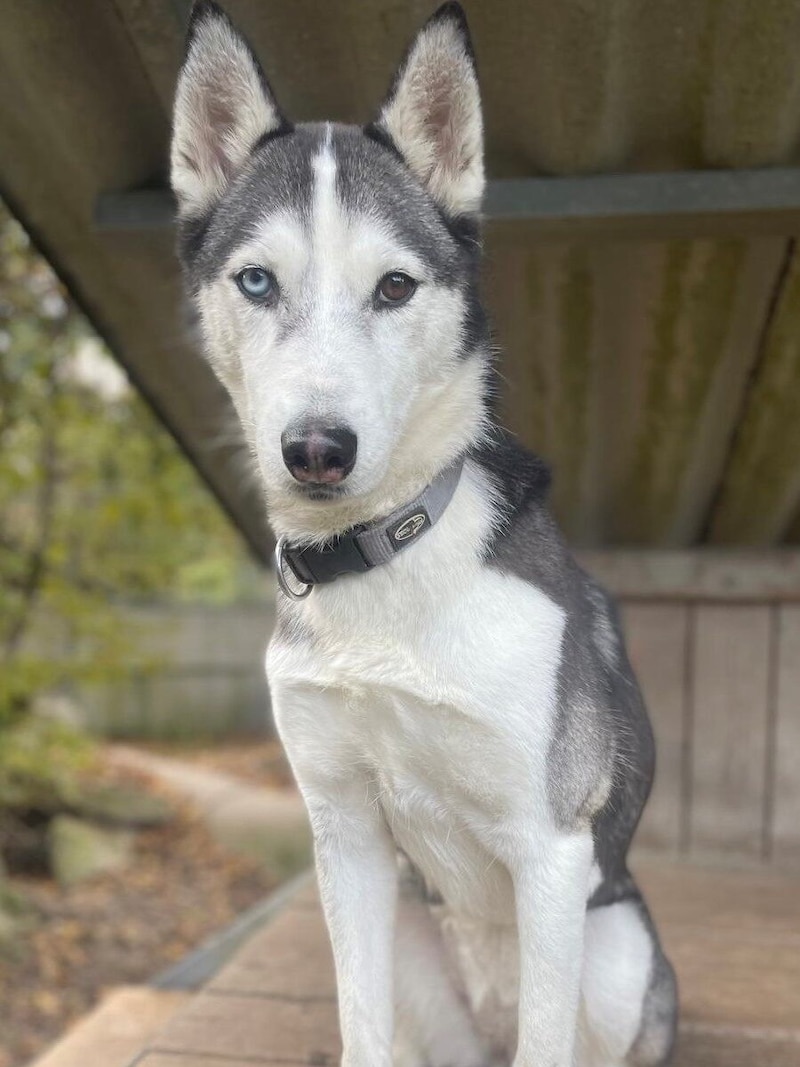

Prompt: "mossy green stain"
[623,240,689,540]
[551,5,615,170]
[624,238,745,542]
[705,0,800,166]
[520,250,548,447]
[683,0,717,168]
[554,245,593,534]
[712,249,800,542]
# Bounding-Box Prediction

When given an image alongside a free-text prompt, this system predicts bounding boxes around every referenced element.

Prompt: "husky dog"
[170,3,678,1064]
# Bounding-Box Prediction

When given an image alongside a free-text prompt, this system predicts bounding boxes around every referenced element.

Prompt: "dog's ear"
[171,1,289,218]
[373,3,483,218]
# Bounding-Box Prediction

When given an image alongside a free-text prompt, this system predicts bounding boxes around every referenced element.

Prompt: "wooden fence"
[584,551,800,871]
[79,600,275,741]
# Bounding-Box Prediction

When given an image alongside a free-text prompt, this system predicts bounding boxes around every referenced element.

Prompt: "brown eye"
[376,271,417,307]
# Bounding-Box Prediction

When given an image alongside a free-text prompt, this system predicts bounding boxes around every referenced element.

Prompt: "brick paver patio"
[119,858,800,1067]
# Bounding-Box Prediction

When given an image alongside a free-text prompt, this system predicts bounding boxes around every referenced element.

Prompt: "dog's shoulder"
[468,428,581,608]
[470,431,622,634]
[468,428,640,692]
[469,427,553,518]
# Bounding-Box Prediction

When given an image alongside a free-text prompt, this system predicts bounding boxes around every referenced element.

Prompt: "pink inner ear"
[427,74,455,134]
[205,96,237,133]
[202,96,239,179]
[422,67,467,173]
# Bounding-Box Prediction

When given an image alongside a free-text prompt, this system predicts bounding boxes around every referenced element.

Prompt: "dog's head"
[171,1,490,537]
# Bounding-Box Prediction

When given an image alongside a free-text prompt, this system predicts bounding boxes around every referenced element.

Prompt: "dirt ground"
[0,759,278,1067]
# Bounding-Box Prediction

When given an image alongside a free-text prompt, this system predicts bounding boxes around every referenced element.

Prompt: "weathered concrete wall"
[7,0,800,550]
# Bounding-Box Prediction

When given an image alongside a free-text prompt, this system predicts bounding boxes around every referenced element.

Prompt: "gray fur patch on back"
[470,430,656,896]
[584,581,620,667]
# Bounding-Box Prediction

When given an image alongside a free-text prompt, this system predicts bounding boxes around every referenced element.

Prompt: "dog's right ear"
[171,1,289,218]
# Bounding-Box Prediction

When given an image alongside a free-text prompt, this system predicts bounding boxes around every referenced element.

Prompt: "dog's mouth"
[289,482,350,503]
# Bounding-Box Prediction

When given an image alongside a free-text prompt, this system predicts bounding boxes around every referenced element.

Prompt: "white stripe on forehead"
[311,123,345,280]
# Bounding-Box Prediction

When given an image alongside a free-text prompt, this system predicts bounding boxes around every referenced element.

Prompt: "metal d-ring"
[275,536,314,600]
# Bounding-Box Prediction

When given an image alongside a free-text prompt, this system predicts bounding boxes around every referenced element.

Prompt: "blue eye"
[236,266,277,303]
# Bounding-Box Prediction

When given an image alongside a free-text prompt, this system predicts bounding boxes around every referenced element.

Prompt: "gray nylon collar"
[275,458,465,598]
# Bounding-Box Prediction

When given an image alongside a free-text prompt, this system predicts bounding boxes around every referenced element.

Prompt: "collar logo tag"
[393,512,428,543]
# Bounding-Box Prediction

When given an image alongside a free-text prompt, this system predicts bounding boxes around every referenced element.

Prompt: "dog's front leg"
[309,791,398,1067]
[511,830,593,1067]
[271,682,399,1066]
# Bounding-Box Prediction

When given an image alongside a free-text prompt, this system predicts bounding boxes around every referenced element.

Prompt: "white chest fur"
[268,466,567,918]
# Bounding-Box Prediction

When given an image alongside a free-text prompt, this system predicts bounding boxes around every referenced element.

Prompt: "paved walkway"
[46,752,800,1065]
[32,988,192,1067]
[109,746,312,878]
[120,858,800,1067]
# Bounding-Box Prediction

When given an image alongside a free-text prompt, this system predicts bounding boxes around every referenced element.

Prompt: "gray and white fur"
[170,4,678,1065]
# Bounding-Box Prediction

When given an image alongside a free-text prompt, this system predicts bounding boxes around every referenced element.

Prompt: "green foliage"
[0,716,95,812]
[0,202,261,731]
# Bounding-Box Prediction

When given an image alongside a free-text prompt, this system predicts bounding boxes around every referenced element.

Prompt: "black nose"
[281,425,358,485]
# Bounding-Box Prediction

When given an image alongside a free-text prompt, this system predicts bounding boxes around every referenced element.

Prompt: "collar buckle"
[275,536,313,600]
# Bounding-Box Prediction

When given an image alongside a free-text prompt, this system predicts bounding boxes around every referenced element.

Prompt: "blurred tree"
[0,203,264,729]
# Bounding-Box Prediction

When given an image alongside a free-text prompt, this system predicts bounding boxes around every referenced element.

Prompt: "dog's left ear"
[373,3,484,218]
